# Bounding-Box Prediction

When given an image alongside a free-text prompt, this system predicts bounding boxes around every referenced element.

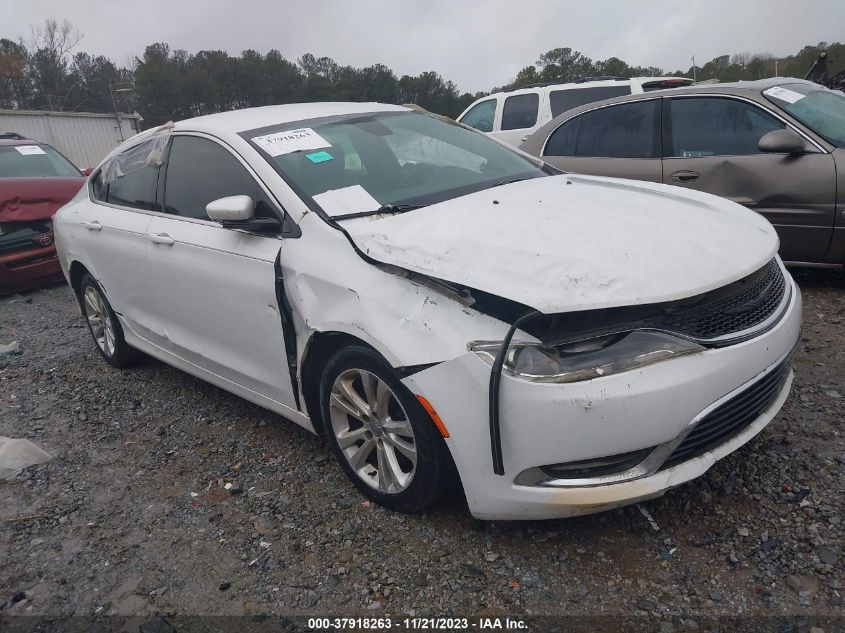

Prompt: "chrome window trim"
[540,93,827,157]
[87,131,293,232]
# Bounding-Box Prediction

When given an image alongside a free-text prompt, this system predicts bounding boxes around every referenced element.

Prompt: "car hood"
[0,177,86,223]
[342,174,779,314]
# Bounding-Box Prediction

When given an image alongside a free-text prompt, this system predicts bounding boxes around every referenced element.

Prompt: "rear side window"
[666,97,785,157]
[95,138,161,210]
[164,136,276,221]
[459,99,496,133]
[545,100,660,159]
[501,93,539,130]
[549,86,631,118]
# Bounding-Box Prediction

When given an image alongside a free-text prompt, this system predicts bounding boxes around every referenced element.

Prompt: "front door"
[662,96,837,263]
[142,134,297,408]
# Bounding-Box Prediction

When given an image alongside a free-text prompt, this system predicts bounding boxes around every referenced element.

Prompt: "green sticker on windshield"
[305,151,334,163]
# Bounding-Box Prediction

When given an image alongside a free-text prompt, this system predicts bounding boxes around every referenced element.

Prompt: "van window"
[459,99,496,133]
[544,100,659,159]
[501,93,539,130]
[549,86,631,118]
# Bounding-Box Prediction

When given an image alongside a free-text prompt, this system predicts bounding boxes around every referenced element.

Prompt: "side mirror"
[758,129,806,155]
[206,195,255,222]
[206,195,281,234]
[82,167,93,176]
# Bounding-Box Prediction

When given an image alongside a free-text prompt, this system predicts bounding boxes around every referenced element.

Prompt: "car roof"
[175,102,410,136]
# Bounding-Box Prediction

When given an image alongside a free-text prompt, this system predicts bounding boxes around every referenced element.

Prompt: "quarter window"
[501,93,539,130]
[666,97,785,157]
[163,136,277,221]
[549,86,631,118]
[544,100,659,158]
[459,99,496,133]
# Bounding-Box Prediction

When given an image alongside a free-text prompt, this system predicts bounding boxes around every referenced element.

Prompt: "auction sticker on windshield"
[14,145,46,155]
[763,86,806,104]
[251,128,331,156]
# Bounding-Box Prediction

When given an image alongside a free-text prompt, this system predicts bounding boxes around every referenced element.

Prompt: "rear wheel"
[320,345,457,513]
[80,274,139,368]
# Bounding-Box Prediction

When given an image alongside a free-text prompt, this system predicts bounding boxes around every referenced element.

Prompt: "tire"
[79,273,140,369]
[320,345,458,513]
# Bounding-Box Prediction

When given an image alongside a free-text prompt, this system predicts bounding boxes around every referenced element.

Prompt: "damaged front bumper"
[402,281,802,520]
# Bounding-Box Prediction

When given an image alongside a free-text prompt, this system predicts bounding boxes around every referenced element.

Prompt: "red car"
[0,133,87,295]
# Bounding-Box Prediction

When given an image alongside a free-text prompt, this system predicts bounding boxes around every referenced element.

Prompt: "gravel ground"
[1,272,843,624]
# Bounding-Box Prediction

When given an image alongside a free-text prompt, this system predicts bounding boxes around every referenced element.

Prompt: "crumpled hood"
[0,177,85,222]
[343,174,779,314]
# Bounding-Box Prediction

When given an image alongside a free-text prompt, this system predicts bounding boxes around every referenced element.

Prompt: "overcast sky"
[3,0,844,93]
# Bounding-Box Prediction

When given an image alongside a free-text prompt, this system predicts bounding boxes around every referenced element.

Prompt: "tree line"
[1,20,843,128]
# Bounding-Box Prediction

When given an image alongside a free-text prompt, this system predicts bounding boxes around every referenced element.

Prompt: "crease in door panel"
[274,247,301,410]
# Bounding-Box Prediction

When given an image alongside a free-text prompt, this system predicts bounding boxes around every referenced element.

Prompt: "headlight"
[469,331,704,383]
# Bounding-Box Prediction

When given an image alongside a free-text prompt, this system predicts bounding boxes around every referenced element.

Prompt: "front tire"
[320,345,457,513]
[79,274,139,368]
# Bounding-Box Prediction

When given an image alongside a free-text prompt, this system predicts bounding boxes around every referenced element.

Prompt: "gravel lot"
[1,272,843,625]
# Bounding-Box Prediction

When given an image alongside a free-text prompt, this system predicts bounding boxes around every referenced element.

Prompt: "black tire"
[79,273,140,369]
[320,345,458,513]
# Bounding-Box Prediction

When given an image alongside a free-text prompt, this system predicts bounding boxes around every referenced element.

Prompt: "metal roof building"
[0,109,141,168]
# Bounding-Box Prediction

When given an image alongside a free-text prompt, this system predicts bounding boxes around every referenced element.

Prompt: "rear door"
[80,139,159,332]
[142,133,298,408]
[539,98,663,182]
[661,95,836,263]
[493,92,542,146]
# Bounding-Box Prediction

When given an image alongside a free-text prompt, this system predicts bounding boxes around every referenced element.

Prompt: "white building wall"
[0,110,141,168]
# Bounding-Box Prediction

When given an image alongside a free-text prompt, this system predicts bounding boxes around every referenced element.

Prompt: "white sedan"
[53,103,801,520]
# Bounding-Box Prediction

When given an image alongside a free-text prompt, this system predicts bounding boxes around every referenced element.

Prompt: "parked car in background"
[0,133,87,295]
[54,103,800,520]
[520,78,845,267]
[457,76,693,146]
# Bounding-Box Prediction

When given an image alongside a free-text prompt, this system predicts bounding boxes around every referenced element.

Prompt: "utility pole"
[691,54,697,83]
[109,82,134,142]
[775,59,779,77]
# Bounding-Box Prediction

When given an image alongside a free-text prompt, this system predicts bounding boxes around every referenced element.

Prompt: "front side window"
[96,138,162,210]
[501,93,539,130]
[666,97,785,157]
[549,85,631,118]
[545,100,659,158]
[163,136,277,221]
[763,83,845,147]
[459,99,496,133]
[247,111,547,219]
[0,144,81,178]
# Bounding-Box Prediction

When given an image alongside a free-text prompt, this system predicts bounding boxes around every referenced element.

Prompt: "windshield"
[763,83,845,147]
[244,111,548,219]
[0,144,81,178]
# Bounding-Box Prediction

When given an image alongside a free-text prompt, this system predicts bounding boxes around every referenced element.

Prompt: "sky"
[3,0,845,94]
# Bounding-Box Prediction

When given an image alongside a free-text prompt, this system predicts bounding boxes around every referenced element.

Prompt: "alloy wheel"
[83,286,115,357]
[328,369,417,494]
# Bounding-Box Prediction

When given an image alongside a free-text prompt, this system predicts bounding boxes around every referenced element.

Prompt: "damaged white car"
[54,103,801,520]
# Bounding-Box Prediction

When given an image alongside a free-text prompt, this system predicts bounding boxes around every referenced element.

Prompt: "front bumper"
[0,243,63,296]
[402,280,802,520]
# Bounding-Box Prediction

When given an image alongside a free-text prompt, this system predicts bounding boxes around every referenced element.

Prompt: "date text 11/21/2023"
[306,617,528,630]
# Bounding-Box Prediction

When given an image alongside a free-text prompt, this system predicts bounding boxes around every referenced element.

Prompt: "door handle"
[670,170,700,183]
[147,233,175,246]
[81,220,102,231]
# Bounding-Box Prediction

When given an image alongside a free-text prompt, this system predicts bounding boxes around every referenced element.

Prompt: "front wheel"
[320,345,458,513]
[79,274,139,368]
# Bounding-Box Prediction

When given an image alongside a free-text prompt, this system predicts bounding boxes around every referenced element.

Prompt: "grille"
[659,259,786,340]
[0,222,52,255]
[659,354,793,470]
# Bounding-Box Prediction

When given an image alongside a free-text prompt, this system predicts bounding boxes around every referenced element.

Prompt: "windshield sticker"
[763,86,806,104]
[252,128,331,157]
[305,150,334,164]
[14,145,46,156]
[313,185,380,217]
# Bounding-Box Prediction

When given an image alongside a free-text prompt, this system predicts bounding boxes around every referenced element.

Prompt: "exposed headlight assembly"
[470,331,704,383]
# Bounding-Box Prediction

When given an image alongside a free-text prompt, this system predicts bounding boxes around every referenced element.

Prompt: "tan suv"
[520,78,845,266]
